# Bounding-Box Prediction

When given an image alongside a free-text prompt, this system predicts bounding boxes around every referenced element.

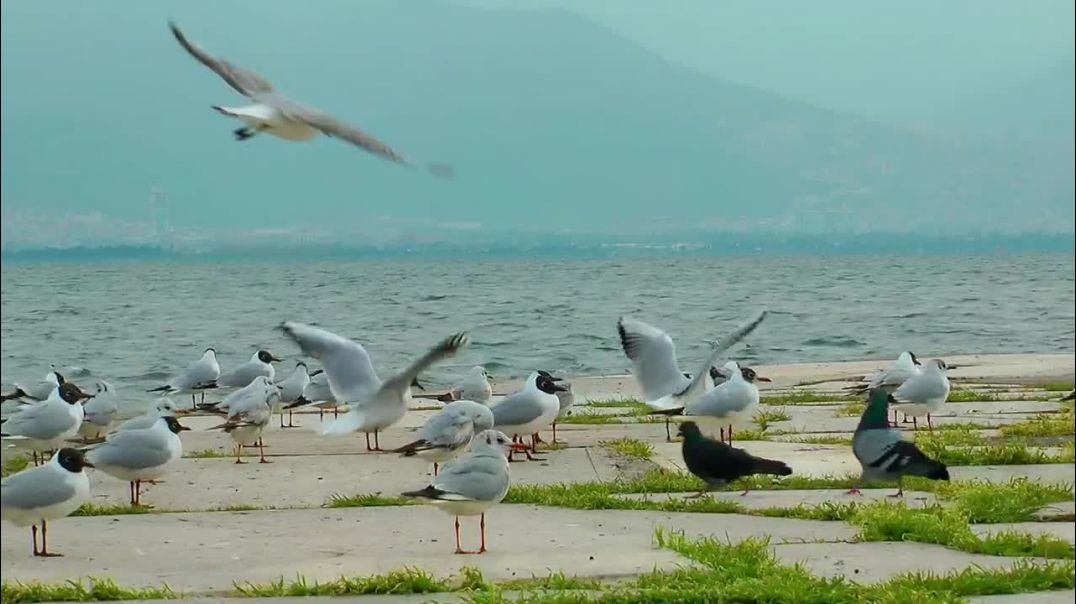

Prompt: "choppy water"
[2,254,1073,409]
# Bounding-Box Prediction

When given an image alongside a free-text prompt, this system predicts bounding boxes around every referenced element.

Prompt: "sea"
[2,254,1074,411]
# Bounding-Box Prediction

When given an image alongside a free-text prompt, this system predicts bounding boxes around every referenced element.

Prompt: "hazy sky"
[1,0,1072,245]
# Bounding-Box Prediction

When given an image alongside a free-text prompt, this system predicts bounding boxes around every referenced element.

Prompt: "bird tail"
[914,458,950,481]
[284,395,311,410]
[147,385,171,393]
[649,406,684,417]
[401,485,447,500]
[391,439,429,457]
[751,456,793,477]
[843,384,869,394]
[321,409,365,436]
[1,388,28,401]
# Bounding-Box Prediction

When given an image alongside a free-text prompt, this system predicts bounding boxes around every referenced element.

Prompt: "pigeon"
[393,400,495,475]
[850,388,950,497]
[891,359,951,431]
[168,22,452,177]
[86,416,190,506]
[402,429,512,554]
[1,448,94,556]
[618,311,767,440]
[678,421,791,497]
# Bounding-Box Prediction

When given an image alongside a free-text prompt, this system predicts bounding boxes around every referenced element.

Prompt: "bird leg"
[31,524,39,556]
[190,393,197,408]
[551,422,559,444]
[846,485,863,496]
[365,433,373,452]
[664,417,672,442]
[283,409,297,428]
[258,438,271,463]
[32,451,39,466]
[234,444,246,464]
[478,513,488,554]
[319,408,324,421]
[372,430,384,452]
[926,413,934,432]
[902,413,911,424]
[719,427,726,443]
[911,417,918,431]
[888,479,904,498]
[233,127,257,141]
[333,407,339,419]
[35,519,61,557]
[128,481,136,505]
[728,425,734,445]
[433,463,439,476]
[533,432,546,445]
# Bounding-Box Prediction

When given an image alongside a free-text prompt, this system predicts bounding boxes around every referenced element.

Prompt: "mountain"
[1,0,1072,236]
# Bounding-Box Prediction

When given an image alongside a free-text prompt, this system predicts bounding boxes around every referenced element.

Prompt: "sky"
[1,0,1073,248]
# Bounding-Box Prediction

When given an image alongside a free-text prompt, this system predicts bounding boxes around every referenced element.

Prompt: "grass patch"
[854,502,1074,559]
[588,400,649,414]
[0,578,175,603]
[755,407,790,432]
[326,493,415,508]
[599,437,654,460]
[233,567,451,597]
[500,572,605,592]
[728,428,770,441]
[557,413,621,425]
[916,437,1074,466]
[936,478,1075,523]
[999,413,1076,439]
[649,530,1076,602]
[184,448,230,459]
[836,401,865,417]
[72,503,157,517]
[947,389,1002,402]
[761,391,858,405]
[1042,382,1075,392]
[1,456,30,478]
[788,435,853,445]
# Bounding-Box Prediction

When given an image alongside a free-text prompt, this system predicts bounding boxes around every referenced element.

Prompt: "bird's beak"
[553,383,570,392]
[310,369,324,377]
[946,364,958,370]
[177,424,192,431]
[82,461,95,469]
[77,391,94,401]
[270,355,284,362]
[757,376,773,383]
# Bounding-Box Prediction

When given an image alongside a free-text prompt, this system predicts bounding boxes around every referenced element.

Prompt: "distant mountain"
[1,0,1072,235]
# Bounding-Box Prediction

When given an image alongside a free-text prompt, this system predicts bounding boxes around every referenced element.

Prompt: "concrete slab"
[616,489,938,510]
[950,464,1076,485]
[772,541,1058,583]
[1035,501,1076,522]
[970,522,1076,545]
[84,447,603,511]
[1,506,853,594]
[969,591,1076,604]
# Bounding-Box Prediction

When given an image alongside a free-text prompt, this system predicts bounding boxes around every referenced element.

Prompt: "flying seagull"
[168,21,452,178]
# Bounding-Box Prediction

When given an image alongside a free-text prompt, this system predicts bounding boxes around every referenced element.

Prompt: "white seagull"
[1,448,94,557]
[147,347,221,407]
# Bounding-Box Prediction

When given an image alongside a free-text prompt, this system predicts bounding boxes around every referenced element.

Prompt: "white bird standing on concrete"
[402,429,512,554]
[490,372,569,461]
[280,322,469,451]
[437,366,493,405]
[87,416,190,506]
[891,359,951,431]
[213,350,282,389]
[275,362,311,428]
[147,347,220,407]
[658,361,771,445]
[1,448,94,557]
[1,383,93,465]
[78,381,120,442]
[393,400,495,475]
[207,376,278,463]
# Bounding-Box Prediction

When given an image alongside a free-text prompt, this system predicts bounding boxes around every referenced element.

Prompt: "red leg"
[454,516,465,554]
[37,519,61,557]
[478,513,487,553]
[235,444,246,464]
[259,438,271,463]
[846,486,863,495]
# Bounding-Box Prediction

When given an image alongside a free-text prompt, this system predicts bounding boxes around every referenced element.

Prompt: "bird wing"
[677,310,768,406]
[2,403,70,439]
[378,333,469,400]
[216,361,270,388]
[891,372,947,404]
[1,467,77,510]
[87,430,172,470]
[169,21,275,97]
[281,322,381,402]
[490,391,545,428]
[617,317,690,401]
[431,453,509,502]
[255,93,411,165]
[689,383,753,418]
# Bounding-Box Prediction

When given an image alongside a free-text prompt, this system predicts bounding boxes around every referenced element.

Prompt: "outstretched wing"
[169,21,275,97]
[379,333,469,399]
[281,322,381,402]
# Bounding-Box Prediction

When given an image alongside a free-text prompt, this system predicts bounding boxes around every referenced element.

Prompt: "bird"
[851,388,950,497]
[1,370,66,402]
[489,372,568,461]
[551,379,575,444]
[116,398,181,433]
[678,421,791,496]
[147,347,220,407]
[1,383,93,465]
[212,349,282,390]
[283,369,341,420]
[77,381,120,442]
[655,361,771,445]
[206,376,278,463]
[275,362,311,428]
[168,22,451,177]
[402,429,512,554]
[617,311,767,440]
[393,400,495,475]
[280,322,468,451]
[891,359,951,431]
[2,447,94,557]
[435,366,493,405]
[86,416,190,506]
[848,351,922,425]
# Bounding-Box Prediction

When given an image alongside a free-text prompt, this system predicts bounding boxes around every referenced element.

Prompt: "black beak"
[270,355,284,362]
[552,383,570,392]
[757,376,773,383]
[82,460,95,469]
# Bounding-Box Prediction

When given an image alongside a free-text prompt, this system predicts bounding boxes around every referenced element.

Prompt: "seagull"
[490,372,568,461]
[78,381,120,442]
[402,429,512,554]
[551,379,575,445]
[212,349,282,389]
[283,369,341,420]
[848,351,921,424]
[86,416,190,506]
[618,311,767,440]
[168,22,452,177]
[1,371,67,402]
[435,366,493,405]
[275,362,311,428]
[654,361,771,445]
[850,388,950,497]
[1,448,94,557]
[207,376,278,463]
[891,359,951,431]
[147,347,220,407]
[1,383,93,465]
[116,398,181,433]
[393,400,495,475]
[280,322,468,451]
[678,421,791,497]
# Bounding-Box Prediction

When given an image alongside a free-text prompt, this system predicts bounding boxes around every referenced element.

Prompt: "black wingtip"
[401,485,446,499]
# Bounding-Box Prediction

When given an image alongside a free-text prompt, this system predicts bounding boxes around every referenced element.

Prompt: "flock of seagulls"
[1,309,976,557]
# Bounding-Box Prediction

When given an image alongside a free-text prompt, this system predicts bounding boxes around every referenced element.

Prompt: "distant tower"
[150,186,171,249]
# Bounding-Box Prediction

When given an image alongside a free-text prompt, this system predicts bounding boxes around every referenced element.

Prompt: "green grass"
[587,400,649,414]
[0,578,176,603]
[947,389,1002,402]
[71,503,158,517]
[184,448,231,458]
[233,568,451,597]
[1042,382,1075,392]
[935,478,1075,523]
[999,413,1076,439]
[788,435,853,445]
[761,391,858,405]
[728,428,770,441]
[916,437,1074,466]
[557,413,622,425]
[326,493,415,508]
[1,456,30,478]
[754,407,791,432]
[599,437,654,460]
[836,401,865,417]
[500,573,605,592]
[853,502,1074,559]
